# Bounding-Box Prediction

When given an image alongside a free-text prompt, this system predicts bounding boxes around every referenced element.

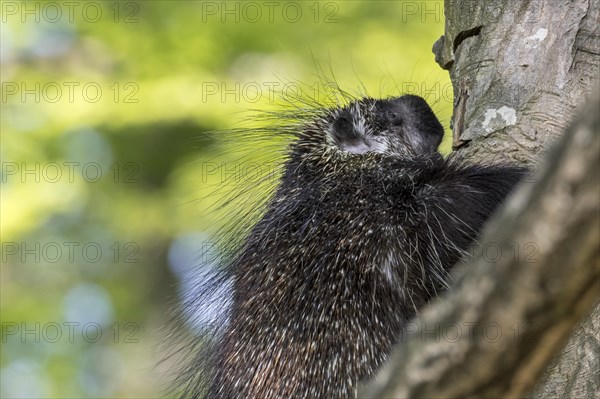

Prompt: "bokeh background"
[1,1,451,397]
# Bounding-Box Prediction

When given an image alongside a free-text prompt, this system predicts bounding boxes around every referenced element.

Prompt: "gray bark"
[360,0,600,397]
[433,0,599,165]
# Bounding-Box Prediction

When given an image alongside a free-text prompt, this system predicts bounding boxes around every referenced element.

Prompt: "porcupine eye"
[387,110,403,126]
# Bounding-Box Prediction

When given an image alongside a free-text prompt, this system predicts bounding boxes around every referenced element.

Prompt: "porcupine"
[175,93,526,398]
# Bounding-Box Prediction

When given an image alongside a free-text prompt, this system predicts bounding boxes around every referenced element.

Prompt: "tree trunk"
[361,0,600,398]
[433,0,599,165]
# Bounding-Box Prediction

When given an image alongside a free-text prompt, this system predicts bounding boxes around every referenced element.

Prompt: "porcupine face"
[325,94,444,156]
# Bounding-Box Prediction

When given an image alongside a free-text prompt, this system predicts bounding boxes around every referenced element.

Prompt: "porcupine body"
[180,94,526,398]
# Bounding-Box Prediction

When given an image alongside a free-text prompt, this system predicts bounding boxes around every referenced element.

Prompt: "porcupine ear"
[329,108,374,154]
[390,94,444,155]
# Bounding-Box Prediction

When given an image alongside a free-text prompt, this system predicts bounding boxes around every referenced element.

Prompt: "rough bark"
[529,302,600,399]
[360,0,600,397]
[433,0,599,165]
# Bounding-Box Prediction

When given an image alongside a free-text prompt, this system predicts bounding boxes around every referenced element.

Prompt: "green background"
[1,1,451,397]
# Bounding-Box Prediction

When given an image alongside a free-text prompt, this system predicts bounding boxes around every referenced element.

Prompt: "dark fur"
[174,94,526,398]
